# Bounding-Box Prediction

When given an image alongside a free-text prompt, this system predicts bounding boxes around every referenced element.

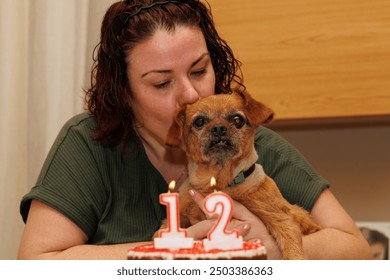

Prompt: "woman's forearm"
[18,242,148,260]
[303,228,372,260]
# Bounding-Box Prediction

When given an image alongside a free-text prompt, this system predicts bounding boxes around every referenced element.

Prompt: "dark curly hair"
[85,0,244,151]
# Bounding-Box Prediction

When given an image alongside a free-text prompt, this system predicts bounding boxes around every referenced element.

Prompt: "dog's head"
[166,90,274,168]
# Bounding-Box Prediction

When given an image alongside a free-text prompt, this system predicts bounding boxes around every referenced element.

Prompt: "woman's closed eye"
[154,80,172,89]
[191,68,206,77]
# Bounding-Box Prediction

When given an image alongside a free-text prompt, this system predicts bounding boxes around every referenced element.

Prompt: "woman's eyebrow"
[141,69,172,78]
[141,53,210,78]
[190,53,210,68]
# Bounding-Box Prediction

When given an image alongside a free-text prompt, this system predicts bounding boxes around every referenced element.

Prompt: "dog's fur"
[162,90,321,259]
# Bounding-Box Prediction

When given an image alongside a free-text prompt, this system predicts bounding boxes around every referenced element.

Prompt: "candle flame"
[210,177,216,187]
[168,180,176,193]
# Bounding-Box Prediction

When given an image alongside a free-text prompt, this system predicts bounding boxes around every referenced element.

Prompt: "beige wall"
[272,122,390,221]
[207,0,390,120]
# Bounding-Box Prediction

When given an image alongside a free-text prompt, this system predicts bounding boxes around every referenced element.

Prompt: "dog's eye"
[232,115,246,128]
[193,116,207,129]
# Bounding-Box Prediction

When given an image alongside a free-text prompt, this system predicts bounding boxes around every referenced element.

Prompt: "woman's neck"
[138,129,188,187]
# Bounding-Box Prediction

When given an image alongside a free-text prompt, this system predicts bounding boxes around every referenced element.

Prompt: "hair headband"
[122,0,183,26]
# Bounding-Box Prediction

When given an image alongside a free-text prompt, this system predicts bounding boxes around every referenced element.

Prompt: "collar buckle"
[228,163,256,187]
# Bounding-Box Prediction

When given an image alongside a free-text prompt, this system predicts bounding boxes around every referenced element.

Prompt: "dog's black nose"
[212,125,227,136]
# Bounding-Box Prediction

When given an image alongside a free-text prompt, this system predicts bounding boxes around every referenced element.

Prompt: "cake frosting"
[127,240,267,260]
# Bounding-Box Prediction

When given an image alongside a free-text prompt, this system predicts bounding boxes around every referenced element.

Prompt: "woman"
[18,0,371,259]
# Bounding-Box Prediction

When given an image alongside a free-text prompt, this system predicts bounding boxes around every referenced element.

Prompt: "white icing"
[154,237,194,249]
[203,236,243,251]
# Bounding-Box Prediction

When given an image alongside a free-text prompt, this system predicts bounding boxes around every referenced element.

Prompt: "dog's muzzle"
[208,125,232,148]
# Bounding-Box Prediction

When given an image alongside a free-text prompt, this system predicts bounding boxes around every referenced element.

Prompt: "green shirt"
[20,112,328,245]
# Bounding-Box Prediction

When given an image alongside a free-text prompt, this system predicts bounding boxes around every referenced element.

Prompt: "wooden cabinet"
[206,0,390,120]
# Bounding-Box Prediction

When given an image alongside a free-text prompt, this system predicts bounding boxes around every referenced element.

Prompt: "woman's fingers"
[188,188,217,219]
[231,222,251,237]
[230,199,270,234]
[188,188,204,211]
[186,219,215,239]
[186,218,251,240]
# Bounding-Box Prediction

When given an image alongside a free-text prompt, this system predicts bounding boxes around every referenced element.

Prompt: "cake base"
[127,240,267,260]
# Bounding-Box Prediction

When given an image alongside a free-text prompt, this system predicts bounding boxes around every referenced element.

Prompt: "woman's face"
[127,26,216,146]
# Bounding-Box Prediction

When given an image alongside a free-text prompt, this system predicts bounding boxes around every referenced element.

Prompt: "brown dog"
[163,89,321,259]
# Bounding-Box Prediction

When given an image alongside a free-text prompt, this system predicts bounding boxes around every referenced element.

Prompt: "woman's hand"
[185,188,282,259]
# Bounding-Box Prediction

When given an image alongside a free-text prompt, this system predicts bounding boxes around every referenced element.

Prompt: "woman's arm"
[303,188,372,259]
[17,200,146,260]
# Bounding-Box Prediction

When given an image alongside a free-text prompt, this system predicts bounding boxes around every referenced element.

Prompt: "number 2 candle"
[203,177,243,251]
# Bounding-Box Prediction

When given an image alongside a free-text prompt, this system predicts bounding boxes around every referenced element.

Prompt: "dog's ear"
[236,89,274,127]
[166,108,186,147]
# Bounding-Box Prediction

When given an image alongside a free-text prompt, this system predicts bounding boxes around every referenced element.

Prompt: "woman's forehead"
[127,26,208,72]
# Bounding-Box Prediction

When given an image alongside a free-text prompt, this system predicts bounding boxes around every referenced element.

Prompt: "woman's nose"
[178,80,200,106]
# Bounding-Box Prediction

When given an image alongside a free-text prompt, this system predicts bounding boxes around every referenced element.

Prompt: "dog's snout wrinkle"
[211,125,227,137]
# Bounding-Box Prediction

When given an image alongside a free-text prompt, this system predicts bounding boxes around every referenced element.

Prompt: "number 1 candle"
[154,180,194,249]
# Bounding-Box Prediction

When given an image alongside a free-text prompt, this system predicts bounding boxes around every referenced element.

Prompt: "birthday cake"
[129,180,267,260]
[127,240,267,260]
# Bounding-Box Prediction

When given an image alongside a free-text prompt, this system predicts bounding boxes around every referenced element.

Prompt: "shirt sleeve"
[20,114,108,238]
[255,126,329,211]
